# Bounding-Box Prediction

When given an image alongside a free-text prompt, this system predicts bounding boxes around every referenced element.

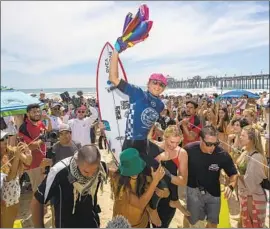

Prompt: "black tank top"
[161,158,178,187]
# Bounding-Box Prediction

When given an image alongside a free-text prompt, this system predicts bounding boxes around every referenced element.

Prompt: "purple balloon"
[122,12,133,34]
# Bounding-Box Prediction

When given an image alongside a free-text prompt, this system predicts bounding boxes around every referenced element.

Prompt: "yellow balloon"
[218,185,231,228]
[13,219,23,228]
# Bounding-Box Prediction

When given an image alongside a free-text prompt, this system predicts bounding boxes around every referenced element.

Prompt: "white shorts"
[1,177,21,207]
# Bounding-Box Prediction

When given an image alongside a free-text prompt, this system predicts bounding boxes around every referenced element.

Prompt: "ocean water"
[19,86,265,99]
[20,87,97,99]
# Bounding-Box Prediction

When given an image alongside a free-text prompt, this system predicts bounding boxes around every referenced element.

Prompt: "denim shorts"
[186,186,221,225]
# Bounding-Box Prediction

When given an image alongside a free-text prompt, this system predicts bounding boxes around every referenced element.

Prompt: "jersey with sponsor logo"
[117,80,164,140]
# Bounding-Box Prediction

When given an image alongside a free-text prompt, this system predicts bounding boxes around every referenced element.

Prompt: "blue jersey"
[117,79,164,140]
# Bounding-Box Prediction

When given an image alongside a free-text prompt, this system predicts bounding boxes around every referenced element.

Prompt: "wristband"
[114,37,128,53]
[114,41,121,53]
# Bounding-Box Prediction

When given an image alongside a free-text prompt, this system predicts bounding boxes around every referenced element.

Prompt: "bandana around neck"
[69,156,107,214]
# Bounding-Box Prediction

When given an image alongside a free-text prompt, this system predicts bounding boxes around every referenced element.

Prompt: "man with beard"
[18,103,52,192]
[179,101,202,146]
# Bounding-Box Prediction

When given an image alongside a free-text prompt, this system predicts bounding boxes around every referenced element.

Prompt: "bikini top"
[172,149,180,168]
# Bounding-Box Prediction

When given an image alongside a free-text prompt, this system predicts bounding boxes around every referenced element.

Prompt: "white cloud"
[1,1,269,88]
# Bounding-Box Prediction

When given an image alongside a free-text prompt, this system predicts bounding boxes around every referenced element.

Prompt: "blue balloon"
[127,21,149,42]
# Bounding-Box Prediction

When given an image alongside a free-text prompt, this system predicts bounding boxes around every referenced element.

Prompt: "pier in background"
[166,73,270,90]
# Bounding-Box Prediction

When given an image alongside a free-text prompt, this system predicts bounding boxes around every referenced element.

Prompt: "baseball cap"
[59,124,71,132]
[149,73,167,86]
[51,102,61,108]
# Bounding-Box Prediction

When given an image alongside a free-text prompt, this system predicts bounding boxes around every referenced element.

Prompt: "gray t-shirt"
[52,141,81,165]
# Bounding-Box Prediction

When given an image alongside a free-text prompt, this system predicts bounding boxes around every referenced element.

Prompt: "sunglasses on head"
[151,80,166,88]
[203,138,220,147]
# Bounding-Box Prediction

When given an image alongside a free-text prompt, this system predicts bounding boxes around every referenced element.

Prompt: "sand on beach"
[17,148,269,228]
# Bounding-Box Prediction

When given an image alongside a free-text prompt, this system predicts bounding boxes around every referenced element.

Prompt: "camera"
[42,130,59,175]
[48,131,59,141]
[39,130,59,144]
[71,96,81,109]
[60,91,71,103]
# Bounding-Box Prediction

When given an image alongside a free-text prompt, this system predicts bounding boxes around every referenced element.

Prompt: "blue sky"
[1,1,269,89]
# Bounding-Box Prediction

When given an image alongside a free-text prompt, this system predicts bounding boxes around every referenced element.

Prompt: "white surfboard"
[96,42,129,163]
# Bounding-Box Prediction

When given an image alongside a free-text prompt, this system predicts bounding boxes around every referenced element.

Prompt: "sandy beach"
[16,148,269,228]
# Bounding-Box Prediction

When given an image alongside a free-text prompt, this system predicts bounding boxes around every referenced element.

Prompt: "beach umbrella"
[219,89,260,99]
[0,90,44,117]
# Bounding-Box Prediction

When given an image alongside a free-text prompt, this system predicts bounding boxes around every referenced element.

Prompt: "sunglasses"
[77,110,86,114]
[151,80,166,88]
[203,138,220,147]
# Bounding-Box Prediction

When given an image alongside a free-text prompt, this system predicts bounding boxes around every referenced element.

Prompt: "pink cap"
[149,73,167,86]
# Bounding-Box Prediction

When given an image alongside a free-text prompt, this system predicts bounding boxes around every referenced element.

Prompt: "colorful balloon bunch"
[115,4,153,53]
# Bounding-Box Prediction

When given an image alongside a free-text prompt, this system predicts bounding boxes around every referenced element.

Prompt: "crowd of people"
[1,51,270,228]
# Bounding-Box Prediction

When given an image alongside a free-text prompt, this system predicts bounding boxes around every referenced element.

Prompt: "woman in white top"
[236,126,268,228]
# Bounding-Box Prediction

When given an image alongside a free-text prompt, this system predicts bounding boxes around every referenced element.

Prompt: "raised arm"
[85,107,99,126]
[109,51,121,86]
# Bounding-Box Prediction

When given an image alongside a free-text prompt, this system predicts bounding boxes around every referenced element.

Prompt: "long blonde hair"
[242,126,264,155]
[163,125,183,141]
[243,126,269,177]
[243,108,256,120]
